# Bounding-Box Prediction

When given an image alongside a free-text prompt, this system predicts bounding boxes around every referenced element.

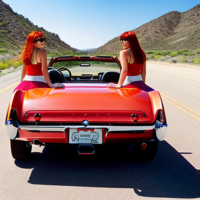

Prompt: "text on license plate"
[69,129,103,144]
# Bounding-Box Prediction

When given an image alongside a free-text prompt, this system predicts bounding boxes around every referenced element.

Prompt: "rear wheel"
[133,141,158,161]
[10,140,32,160]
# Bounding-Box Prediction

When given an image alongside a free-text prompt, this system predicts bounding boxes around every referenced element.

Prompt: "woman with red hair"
[14,31,63,91]
[108,31,146,88]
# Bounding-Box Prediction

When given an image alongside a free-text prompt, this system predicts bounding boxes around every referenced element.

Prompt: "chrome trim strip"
[19,124,155,132]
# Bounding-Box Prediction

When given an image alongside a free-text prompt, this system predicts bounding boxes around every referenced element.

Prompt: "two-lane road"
[0,62,200,200]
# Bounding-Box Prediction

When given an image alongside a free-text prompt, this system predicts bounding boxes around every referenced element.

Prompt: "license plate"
[69,128,102,144]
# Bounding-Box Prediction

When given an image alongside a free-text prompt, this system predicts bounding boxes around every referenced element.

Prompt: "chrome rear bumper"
[5,120,19,140]
[5,120,167,141]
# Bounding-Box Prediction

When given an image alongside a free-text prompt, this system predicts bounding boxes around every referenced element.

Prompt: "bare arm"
[141,61,146,84]
[21,64,27,82]
[38,49,53,88]
[108,50,128,88]
[117,50,128,86]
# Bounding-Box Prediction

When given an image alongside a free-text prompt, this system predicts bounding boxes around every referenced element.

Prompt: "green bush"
[13,60,22,68]
[197,49,200,54]
[5,59,14,67]
[0,49,8,54]
[170,52,178,57]
[0,59,22,70]
[154,51,161,55]
[154,51,170,56]
[0,62,9,70]
[154,55,163,59]
[185,52,195,56]
[177,49,189,55]
[194,59,199,64]
[11,51,17,56]
[146,50,155,54]
[171,59,177,63]
[0,42,8,48]
[161,51,171,56]
[179,57,188,63]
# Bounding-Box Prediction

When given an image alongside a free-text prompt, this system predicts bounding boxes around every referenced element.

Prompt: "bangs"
[120,32,129,40]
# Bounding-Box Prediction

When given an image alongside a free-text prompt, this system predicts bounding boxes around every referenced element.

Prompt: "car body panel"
[5,56,167,145]
[19,82,153,123]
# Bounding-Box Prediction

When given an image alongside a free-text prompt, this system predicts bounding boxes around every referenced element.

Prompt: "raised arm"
[141,61,146,84]
[21,64,27,82]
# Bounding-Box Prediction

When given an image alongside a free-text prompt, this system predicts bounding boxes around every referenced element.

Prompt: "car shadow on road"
[15,152,42,169]
[15,141,200,198]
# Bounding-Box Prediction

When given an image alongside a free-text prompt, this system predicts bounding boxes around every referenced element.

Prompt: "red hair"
[120,31,146,64]
[20,31,44,64]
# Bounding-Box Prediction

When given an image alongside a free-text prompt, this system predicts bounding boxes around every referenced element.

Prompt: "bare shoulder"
[119,50,129,61]
[120,50,128,56]
[37,48,47,56]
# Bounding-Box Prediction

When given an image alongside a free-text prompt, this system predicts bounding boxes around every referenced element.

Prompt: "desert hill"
[95,4,200,54]
[0,0,74,54]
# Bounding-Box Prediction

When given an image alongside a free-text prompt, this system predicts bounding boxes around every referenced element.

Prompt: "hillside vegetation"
[95,4,200,64]
[1,0,200,68]
[0,0,75,56]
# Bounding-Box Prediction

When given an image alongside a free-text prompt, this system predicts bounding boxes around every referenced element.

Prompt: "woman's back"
[26,48,43,76]
[14,31,64,92]
[126,48,143,76]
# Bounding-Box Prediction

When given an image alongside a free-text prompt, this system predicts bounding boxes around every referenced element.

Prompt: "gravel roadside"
[0,66,22,91]
[147,60,200,70]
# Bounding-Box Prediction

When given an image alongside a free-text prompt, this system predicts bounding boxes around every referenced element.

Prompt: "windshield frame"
[49,56,121,70]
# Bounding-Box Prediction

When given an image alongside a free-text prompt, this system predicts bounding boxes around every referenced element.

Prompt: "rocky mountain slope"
[95,4,200,54]
[0,0,74,54]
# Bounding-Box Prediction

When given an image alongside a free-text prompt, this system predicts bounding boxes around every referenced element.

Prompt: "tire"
[10,140,32,160]
[134,141,158,161]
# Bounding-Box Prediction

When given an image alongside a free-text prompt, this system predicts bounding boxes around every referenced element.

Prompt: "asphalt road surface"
[0,62,200,200]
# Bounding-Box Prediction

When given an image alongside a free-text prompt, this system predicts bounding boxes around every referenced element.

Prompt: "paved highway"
[0,62,199,200]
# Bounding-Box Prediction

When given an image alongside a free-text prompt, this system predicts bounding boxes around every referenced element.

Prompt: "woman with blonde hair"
[14,31,63,91]
[108,31,146,88]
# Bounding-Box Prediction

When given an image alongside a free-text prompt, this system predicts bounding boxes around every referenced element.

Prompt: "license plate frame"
[69,128,103,144]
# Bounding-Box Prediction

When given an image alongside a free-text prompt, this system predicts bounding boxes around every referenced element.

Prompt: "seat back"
[49,69,64,84]
[101,71,120,82]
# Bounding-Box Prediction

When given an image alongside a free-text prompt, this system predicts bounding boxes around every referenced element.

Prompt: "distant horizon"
[2,0,200,49]
[77,48,98,51]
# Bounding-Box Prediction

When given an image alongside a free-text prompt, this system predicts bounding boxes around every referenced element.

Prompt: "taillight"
[157,110,164,123]
[9,109,17,121]
[141,143,147,150]
[34,113,41,122]
[131,113,138,122]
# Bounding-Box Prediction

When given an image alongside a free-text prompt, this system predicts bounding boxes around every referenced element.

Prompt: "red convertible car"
[5,56,167,160]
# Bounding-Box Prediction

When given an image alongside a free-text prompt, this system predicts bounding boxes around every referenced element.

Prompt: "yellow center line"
[0,82,19,94]
[162,97,200,123]
[160,92,200,118]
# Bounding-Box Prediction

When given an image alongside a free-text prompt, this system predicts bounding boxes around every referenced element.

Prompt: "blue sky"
[3,0,200,50]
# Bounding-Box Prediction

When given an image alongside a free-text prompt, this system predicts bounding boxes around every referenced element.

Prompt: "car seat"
[101,71,120,82]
